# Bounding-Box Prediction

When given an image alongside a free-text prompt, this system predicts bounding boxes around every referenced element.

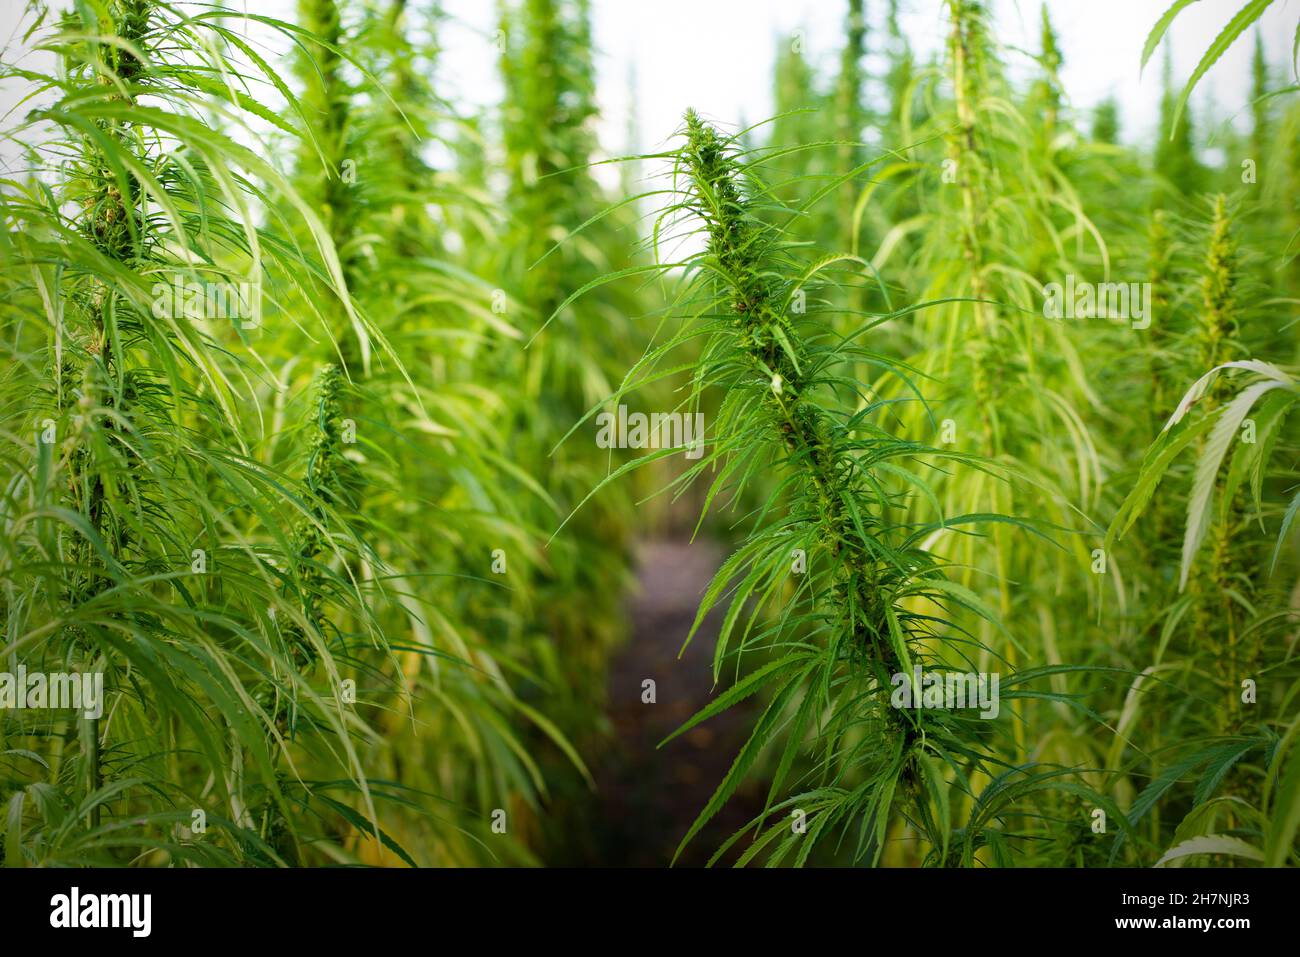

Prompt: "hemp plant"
[1107,199,1300,864]
[559,109,1117,866]
[0,0,392,864]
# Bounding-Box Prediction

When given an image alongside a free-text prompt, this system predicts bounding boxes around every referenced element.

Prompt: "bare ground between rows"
[553,538,767,867]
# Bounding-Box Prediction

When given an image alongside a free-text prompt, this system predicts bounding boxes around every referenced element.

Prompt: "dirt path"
[557,538,766,867]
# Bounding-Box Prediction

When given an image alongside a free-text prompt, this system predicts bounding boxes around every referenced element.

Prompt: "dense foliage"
[1,0,1298,868]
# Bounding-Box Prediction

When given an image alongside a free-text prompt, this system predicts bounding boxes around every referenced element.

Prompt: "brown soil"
[554,538,767,867]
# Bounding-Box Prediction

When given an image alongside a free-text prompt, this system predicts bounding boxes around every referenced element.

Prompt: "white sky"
[438,0,1300,156]
[2,0,1297,168]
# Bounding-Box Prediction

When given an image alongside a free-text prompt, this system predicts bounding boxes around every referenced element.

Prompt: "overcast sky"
[3,0,1297,164]
[440,0,1299,156]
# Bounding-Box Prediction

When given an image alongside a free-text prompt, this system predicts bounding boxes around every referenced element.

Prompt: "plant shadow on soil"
[548,538,768,867]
